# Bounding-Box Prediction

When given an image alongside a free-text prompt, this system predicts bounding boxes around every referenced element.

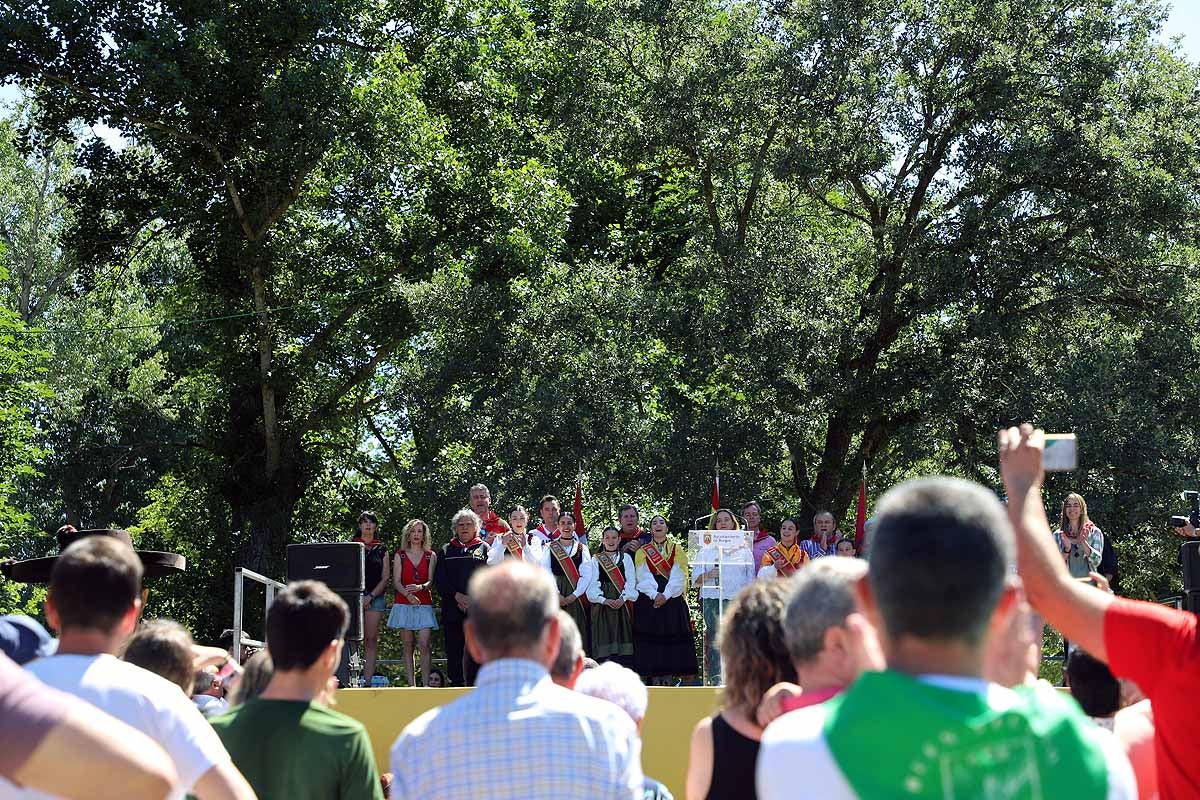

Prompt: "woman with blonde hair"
[1053,493,1104,578]
[685,580,797,800]
[388,519,439,686]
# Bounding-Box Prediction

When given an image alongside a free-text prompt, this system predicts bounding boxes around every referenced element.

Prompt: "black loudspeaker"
[1181,541,1200,592]
[287,542,365,591]
[1185,591,1200,614]
[337,590,364,641]
[286,543,366,641]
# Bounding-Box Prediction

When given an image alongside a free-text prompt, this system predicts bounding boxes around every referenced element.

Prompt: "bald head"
[550,610,584,687]
[466,561,559,663]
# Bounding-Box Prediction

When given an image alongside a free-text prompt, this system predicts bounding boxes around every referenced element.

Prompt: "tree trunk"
[229,488,299,580]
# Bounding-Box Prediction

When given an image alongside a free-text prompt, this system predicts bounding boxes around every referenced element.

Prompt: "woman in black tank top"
[685,580,797,800]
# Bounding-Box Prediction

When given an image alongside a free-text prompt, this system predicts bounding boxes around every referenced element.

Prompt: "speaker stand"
[336,640,365,687]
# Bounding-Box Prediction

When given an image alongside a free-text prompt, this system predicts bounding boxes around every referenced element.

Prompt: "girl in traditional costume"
[633,514,697,684]
[758,516,810,579]
[486,505,545,566]
[548,511,591,651]
[579,526,638,667]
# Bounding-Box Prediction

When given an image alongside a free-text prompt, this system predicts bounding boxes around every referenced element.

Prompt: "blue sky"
[1163,1,1200,59]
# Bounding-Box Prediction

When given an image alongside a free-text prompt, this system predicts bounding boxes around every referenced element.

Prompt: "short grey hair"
[466,561,557,656]
[451,508,482,532]
[576,662,648,722]
[550,610,582,681]
[869,476,1014,646]
[784,558,868,665]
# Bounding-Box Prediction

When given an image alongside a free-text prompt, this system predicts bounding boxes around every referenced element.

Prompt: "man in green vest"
[757,476,1136,800]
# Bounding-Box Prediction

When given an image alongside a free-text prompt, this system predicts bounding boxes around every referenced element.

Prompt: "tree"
[1,0,573,575]
[557,0,1200,523]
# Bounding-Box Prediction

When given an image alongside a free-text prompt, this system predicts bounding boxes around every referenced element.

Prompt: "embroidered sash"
[642,541,674,578]
[597,552,627,592]
[503,533,523,560]
[549,539,582,589]
[767,545,797,577]
[598,552,633,614]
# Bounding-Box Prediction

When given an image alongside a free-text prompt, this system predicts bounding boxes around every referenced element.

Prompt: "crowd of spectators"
[2,425,1198,799]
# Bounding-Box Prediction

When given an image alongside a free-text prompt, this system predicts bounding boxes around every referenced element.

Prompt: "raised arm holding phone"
[999,423,1200,799]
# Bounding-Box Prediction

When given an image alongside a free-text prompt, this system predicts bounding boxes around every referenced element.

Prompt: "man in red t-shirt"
[469,482,509,539]
[1000,424,1200,799]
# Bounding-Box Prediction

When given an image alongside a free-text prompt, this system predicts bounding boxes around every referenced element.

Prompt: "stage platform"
[336,685,722,797]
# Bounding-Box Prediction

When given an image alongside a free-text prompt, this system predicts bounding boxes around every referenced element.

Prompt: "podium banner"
[689,530,755,685]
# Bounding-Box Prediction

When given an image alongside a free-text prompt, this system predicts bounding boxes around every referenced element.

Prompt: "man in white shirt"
[530,495,561,544]
[1,651,177,799]
[757,477,1136,800]
[0,535,255,800]
[390,561,642,800]
[192,667,230,718]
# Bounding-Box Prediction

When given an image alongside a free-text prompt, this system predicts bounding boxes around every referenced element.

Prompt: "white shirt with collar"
[530,523,557,544]
[579,551,639,603]
[486,533,546,567]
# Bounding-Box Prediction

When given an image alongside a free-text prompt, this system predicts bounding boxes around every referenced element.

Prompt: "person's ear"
[989,578,1021,634]
[118,598,142,638]
[568,654,585,689]
[323,639,343,675]
[541,615,561,669]
[465,620,485,664]
[823,624,848,659]
[853,576,880,628]
[44,593,61,633]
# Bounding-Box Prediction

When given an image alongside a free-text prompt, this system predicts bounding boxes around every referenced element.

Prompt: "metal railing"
[233,567,285,661]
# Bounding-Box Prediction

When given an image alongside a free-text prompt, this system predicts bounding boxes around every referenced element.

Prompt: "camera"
[1170,490,1200,530]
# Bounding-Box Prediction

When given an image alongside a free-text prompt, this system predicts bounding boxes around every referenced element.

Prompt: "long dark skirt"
[591,582,635,666]
[632,590,697,678]
[555,573,591,652]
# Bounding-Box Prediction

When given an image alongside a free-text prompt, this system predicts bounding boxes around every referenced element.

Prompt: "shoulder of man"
[32,654,181,707]
[391,704,445,752]
[302,701,371,736]
[1009,681,1136,797]
[760,701,830,750]
[207,703,240,732]
[758,703,855,799]
[543,683,637,732]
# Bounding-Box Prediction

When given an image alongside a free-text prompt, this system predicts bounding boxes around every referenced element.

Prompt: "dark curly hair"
[715,579,797,716]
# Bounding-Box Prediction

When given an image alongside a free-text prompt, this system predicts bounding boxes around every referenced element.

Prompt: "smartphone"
[1044,433,1077,471]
